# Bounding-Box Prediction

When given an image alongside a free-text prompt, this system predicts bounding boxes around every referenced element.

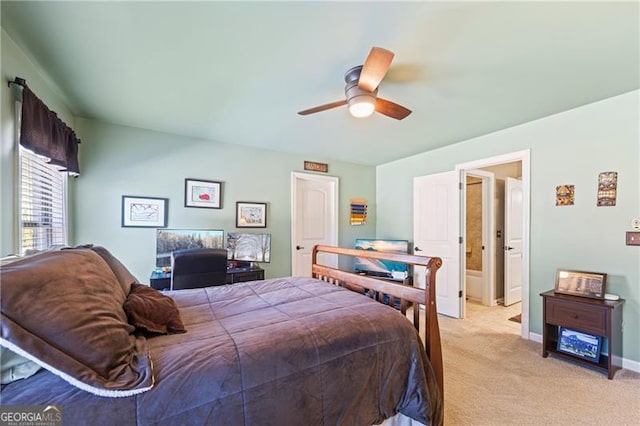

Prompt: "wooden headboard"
[311,245,443,399]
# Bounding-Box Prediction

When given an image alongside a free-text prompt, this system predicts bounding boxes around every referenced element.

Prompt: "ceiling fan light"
[348,96,376,118]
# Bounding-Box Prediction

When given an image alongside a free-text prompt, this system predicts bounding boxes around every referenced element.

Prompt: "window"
[18,143,68,254]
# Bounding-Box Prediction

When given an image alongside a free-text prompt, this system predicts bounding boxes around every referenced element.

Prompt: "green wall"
[72,118,376,282]
[376,90,640,365]
[1,29,77,256]
[2,28,376,279]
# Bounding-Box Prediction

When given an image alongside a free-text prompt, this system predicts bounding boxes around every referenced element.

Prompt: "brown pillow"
[88,245,139,295]
[0,249,153,397]
[124,283,186,335]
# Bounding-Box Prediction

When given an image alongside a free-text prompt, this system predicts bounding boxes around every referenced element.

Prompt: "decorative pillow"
[0,249,153,397]
[0,347,41,384]
[124,283,187,335]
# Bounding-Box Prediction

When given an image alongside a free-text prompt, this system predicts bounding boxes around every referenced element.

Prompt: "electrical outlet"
[626,231,640,246]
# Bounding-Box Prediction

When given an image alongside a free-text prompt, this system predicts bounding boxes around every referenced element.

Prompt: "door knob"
[296,245,304,250]
[504,246,514,251]
[414,246,423,252]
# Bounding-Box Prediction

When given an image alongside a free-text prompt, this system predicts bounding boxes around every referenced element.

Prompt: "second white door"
[291,172,338,276]
[504,177,523,306]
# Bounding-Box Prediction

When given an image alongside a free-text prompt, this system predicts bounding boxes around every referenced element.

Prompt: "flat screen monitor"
[227,232,271,263]
[354,239,410,281]
[156,229,224,267]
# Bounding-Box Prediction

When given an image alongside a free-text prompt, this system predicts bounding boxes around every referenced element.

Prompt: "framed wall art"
[236,202,267,228]
[556,327,602,363]
[554,269,606,299]
[597,171,617,207]
[121,196,168,228]
[185,179,222,209]
[555,184,575,206]
[350,198,367,226]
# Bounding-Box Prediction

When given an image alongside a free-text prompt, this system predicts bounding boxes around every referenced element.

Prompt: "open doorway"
[464,163,523,333]
[456,150,530,339]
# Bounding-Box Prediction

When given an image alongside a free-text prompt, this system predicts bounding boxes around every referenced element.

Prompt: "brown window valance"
[19,84,81,174]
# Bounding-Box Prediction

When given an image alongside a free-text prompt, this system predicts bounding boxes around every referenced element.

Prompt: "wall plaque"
[304,161,328,173]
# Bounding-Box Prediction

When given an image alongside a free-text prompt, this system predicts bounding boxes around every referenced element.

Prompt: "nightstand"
[540,290,624,379]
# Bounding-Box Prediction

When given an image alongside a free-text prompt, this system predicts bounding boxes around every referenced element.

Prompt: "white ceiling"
[2,1,638,166]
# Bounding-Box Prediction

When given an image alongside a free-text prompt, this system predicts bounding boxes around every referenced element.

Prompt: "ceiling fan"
[298,47,412,120]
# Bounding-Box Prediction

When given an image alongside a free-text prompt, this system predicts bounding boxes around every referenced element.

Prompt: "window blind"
[18,145,68,254]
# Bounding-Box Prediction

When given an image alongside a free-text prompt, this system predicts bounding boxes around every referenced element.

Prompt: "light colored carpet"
[435,302,640,425]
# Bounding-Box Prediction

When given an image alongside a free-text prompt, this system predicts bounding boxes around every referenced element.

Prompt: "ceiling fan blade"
[375,98,412,120]
[298,99,348,116]
[358,47,395,92]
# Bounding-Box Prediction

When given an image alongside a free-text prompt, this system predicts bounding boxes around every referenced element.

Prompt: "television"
[354,239,410,281]
[156,229,224,267]
[227,232,271,263]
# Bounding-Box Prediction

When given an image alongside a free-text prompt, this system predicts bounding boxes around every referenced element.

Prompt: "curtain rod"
[8,77,26,88]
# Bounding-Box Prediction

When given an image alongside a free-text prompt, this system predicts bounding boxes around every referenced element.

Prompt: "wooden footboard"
[311,245,443,400]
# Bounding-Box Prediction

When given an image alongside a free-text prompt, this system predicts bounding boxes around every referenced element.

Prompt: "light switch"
[626,231,640,246]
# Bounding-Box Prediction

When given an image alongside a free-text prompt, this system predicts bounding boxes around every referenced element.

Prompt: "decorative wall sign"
[597,171,617,207]
[185,179,222,209]
[304,161,328,173]
[555,184,575,206]
[121,196,168,228]
[350,198,367,225]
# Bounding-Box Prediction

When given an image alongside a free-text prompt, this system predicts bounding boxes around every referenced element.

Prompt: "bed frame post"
[425,257,443,398]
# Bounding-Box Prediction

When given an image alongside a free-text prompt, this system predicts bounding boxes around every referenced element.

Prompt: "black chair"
[170,248,228,290]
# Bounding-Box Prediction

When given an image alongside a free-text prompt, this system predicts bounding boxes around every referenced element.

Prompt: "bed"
[1,245,443,425]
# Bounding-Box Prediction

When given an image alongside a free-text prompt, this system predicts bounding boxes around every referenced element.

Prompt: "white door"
[291,172,338,276]
[466,169,496,307]
[413,171,462,318]
[504,177,523,306]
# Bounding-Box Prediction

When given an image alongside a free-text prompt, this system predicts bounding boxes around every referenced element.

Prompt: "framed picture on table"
[554,269,606,299]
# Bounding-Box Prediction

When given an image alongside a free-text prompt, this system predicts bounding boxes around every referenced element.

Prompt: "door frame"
[455,150,530,339]
[290,172,339,276]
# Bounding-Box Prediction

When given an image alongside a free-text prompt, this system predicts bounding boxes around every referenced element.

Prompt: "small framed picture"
[557,327,602,363]
[236,202,267,228]
[122,196,168,228]
[185,179,222,209]
[554,269,606,299]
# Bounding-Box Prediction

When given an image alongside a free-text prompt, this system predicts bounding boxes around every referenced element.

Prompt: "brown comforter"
[1,277,442,425]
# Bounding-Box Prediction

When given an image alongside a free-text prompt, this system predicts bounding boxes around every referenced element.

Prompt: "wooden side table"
[540,290,624,379]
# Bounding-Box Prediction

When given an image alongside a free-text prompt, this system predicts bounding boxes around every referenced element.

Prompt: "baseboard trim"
[528,331,542,343]
[615,356,640,373]
[527,332,640,374]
